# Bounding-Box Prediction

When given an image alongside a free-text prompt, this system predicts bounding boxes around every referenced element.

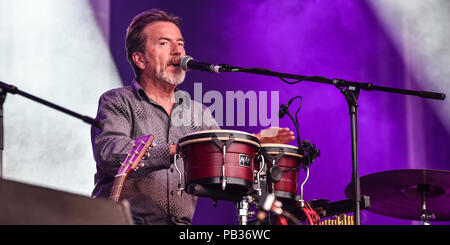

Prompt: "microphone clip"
[278,104,289,118]
[299,140,320,167]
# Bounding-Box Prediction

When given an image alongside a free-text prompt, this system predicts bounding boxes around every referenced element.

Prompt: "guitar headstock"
[116,135,155,177]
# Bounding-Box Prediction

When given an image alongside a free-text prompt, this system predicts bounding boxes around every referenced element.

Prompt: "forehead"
[143,21,183,41]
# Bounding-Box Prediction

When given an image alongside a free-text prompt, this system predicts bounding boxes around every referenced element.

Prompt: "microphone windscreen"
[179,55,193,71]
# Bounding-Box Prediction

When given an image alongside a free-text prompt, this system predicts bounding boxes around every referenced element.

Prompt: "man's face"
[141,21,186,85]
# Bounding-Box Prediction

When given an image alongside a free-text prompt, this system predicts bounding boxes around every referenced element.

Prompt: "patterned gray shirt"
[91,80,219,225]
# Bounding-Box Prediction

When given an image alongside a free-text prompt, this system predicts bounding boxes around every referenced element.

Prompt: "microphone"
[278,98,295,118]
[179,56,228,73]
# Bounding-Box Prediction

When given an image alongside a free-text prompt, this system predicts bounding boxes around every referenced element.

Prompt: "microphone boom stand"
[0,81,102,179]
[218,65,446,225]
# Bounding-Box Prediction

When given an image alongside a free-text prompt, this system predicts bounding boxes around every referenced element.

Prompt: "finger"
[278,132,294,137]
[279,131,294,135]
[278,135,295,143]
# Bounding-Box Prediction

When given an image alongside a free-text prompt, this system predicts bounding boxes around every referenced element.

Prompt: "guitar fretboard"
[108,135,154,203]
[109,174,127,202]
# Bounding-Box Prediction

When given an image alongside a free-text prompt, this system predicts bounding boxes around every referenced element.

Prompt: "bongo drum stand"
[236,196,255,225]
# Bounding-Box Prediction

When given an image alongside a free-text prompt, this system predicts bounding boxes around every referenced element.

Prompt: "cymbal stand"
[418,184,435,225]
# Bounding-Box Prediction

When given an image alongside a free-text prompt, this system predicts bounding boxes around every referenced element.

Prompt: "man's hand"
[254,127,295,144]
[170,144,177,157]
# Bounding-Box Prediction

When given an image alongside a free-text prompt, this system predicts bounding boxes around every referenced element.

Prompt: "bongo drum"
[258,144,303,202]
[176,130,260,199]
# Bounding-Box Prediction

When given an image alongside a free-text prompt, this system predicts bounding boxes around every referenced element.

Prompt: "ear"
[132,52,147,70]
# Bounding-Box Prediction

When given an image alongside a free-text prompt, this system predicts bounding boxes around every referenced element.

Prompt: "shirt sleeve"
[91,90,170,179]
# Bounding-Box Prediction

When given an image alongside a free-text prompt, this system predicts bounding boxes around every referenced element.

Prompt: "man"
[91,9,295,225]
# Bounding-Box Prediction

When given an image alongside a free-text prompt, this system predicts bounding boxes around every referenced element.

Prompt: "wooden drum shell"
[259,144,303,201]
[179,130,260,196]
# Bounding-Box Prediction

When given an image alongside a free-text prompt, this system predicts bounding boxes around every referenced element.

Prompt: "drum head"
[261,144,303,158]
[179,129,260,147]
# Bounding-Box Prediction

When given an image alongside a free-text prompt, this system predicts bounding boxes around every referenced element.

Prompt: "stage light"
[0,0,121,196]
[368,0,450,133]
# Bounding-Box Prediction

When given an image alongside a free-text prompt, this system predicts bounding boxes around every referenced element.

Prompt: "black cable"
[293,96,303,142]
[279,77,302,85]
[235,67,330,85]
[279,76,330,85]
[283,96,302,149]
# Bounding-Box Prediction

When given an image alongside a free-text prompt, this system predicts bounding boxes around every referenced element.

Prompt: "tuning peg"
[142,152,150,160]
[134,163,144,171]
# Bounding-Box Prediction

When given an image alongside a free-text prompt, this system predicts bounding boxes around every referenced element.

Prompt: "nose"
[171,43,184,56]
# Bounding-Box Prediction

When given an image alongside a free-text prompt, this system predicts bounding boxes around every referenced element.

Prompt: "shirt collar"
[131,79,151,102]
[131,78,185,107]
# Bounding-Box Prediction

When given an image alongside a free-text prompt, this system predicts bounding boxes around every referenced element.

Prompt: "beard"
[156,67,186,86]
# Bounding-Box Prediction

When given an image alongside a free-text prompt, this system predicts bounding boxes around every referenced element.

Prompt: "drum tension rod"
[212,135,235,191]
[221,145,227,190]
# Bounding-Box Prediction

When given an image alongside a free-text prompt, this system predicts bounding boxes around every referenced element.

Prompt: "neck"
[138,74,176,114]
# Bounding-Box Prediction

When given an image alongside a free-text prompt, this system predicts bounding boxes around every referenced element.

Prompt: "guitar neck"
[109,174,128,202]
[108,134,154,203]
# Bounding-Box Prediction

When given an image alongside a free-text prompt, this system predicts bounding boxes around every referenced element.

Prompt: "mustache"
[167,57,181,66]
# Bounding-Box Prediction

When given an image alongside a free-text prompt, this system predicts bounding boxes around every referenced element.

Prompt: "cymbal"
[345,169,450,221]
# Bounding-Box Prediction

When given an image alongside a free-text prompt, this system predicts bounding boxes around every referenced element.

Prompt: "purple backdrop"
[99,0,449,225]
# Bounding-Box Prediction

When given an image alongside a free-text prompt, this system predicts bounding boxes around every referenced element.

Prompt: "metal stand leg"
[338,84,361,225]
[418,184,435,225]
[271,160,276,194]
[236,196,254,225]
